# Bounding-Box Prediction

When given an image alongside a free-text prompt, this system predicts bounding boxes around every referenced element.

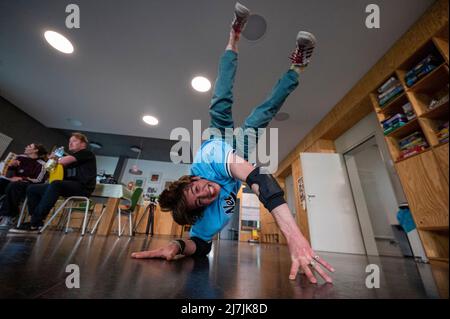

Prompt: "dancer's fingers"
[131,250,161,259]
[312,253,335,273]
[311,263,333,283]
[302,264,318,284]
[289,260,300,280]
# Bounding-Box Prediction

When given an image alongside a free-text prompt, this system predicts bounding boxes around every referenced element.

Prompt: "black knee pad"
[246,167,286,212]
[190,237,212,257]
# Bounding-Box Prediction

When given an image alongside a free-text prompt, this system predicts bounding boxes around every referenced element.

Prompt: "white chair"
[39,196,90,235]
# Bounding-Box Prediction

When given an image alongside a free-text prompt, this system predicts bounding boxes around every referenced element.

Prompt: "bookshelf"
[369,24,449,262]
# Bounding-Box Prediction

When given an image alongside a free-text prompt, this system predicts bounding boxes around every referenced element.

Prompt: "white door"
[300,153,366,254]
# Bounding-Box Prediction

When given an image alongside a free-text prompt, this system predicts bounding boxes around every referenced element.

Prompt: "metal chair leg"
[85,203,96,233]
[90,205,106,235]
[81,199,90,236]
[128,213,133,237]
[65,204,73,234]
[40,198,72,233]
[117,208,122,237]
[17,197,28,228]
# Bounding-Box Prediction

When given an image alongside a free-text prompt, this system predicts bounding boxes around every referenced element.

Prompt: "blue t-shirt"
[190,138,241,241]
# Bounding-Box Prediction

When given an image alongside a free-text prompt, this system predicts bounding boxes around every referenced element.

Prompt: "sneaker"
[289,31,317,68]
[8,222,42,234]
[231,2,250,33]
[0,216,14,229]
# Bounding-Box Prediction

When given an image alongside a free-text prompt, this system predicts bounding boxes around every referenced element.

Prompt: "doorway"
[344,136,409,257]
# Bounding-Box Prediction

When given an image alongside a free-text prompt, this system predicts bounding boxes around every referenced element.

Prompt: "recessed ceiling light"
[142,115,159,126]
[130,146,142,153]
[44,30,74,54]
[242,15,267,41]
[191,76,211,92]
[66,118,82,126]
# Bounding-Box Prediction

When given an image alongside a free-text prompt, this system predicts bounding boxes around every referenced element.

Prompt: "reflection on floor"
[0,230,446,299]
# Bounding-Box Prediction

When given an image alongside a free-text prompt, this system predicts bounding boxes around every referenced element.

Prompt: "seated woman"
[0,143,48,229]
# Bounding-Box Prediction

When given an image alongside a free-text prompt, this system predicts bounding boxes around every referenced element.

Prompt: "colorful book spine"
[382,113,407,126]
[378,76,398,94]
[379,85,404,106]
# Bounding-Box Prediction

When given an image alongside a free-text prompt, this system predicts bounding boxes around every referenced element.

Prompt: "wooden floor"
[0,230,446,299]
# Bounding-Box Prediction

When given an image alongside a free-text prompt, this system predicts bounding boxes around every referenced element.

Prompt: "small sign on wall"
[298,177,306,210]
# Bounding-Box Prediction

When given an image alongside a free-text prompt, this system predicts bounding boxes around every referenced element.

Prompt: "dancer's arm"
[131,239,198,261]
[229,153,334,283]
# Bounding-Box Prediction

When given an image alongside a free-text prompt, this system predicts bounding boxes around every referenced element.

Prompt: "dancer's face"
[183,177,221,210]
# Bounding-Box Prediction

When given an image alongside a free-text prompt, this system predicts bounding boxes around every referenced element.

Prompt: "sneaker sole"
[235,2,250,18]
[297,31,316,48]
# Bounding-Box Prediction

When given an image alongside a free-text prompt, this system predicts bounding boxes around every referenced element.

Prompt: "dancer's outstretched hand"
[287,233,335,284]
[131,242,182,261]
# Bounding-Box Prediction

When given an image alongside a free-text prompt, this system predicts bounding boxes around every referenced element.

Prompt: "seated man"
[0,143,48,229]
[132,3,334,284]
[9,132,97,233]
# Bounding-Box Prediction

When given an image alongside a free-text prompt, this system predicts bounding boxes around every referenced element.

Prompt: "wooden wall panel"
[395,151,449,229]
[433,143,449,184]
[418,229,449,260]
[153,206,181,236]
[291,157,310,242]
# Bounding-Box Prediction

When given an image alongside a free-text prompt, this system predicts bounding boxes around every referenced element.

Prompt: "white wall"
[334,112,407,204]
[120,158,190,196]
[96,155,119,175]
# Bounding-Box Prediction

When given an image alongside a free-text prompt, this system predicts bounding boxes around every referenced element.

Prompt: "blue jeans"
[209,50,299,160]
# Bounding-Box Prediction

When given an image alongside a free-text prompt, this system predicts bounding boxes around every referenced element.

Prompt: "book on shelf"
[398,131,428,150]
[399,145,428,160]
[437,122,449,143]
[384,122,407,135]
[400,138,428,150]
[405,54,441,87]
[378,82,401,100]
[378,76,398,94]
[381,113,407,126]
[378,85,404,107]
[428,84,449,110]
[399,134,426,147]
[401,102,416,121]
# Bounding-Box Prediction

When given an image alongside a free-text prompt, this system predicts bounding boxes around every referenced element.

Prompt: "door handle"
[307,194,316,200]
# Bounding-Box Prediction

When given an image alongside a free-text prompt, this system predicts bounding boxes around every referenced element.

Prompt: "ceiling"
[0,0,435,162]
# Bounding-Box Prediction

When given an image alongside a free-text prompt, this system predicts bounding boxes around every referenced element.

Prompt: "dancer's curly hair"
[158,175,205,226]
